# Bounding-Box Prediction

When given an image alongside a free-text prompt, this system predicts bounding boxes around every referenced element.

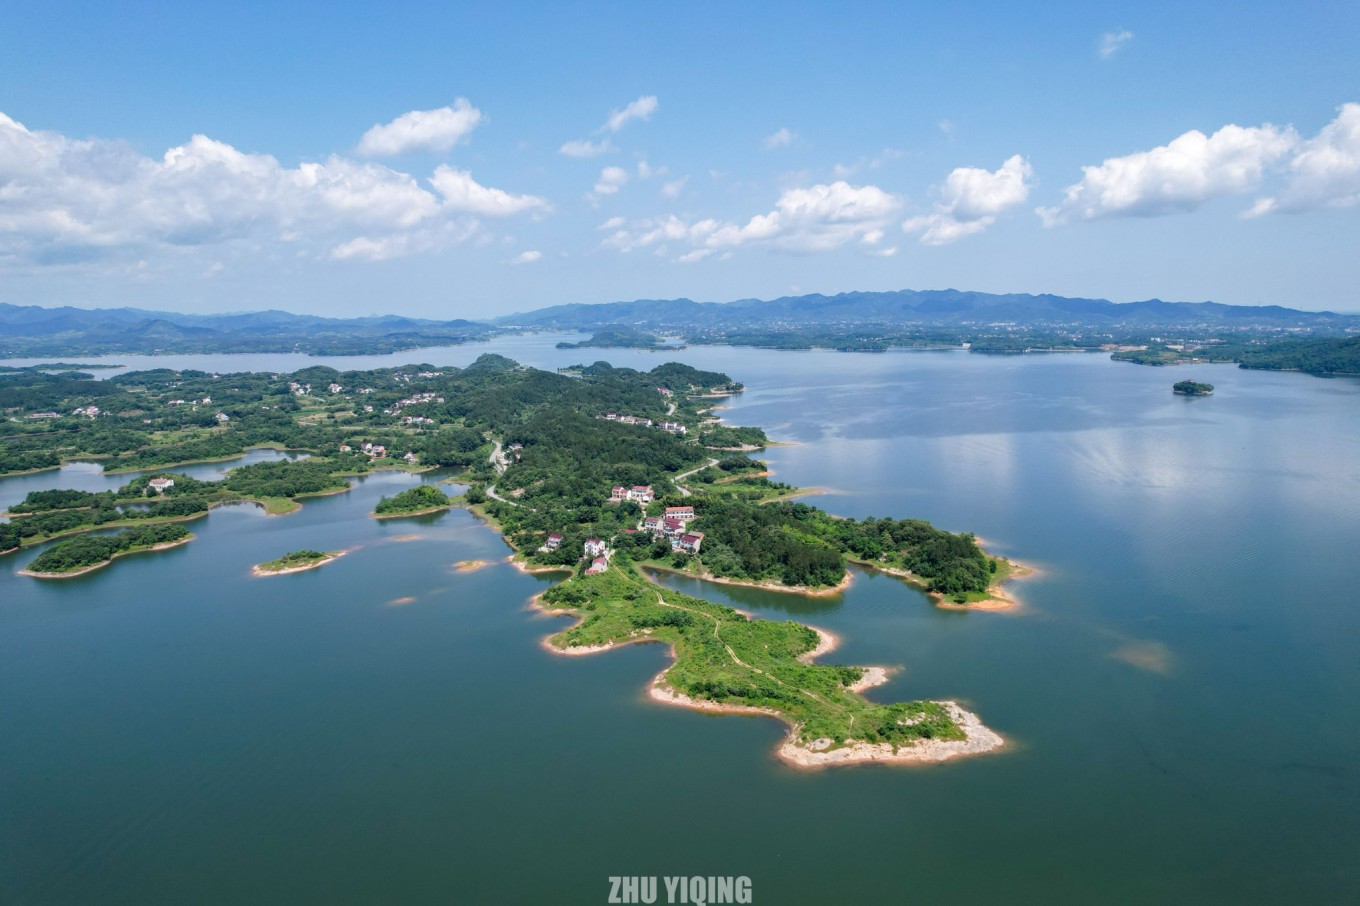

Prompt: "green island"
[1173,380,1215,396]
[252,549,345,576]
[373,484,453,518]
[19,523,194,578]
[2,354,1023,765]
[554,326,684,350]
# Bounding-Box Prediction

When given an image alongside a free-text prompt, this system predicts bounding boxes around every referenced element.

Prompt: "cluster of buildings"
[610,485,655,504]
[642,505,704,554]
[385,391,445,418]
[583,537,610,574]
[72,405,100,418]
[598,412,687,436]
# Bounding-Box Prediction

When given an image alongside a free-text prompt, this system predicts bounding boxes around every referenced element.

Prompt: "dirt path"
[672,457,719,498]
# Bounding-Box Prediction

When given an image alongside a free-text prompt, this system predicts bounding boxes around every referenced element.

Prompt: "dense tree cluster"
[25,523,192,574]
[374,485,451,514]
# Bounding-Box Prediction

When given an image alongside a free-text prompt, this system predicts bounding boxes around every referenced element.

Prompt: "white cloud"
[1099,30,1134,60]
[904,154,1033,244]
[0,112,544,267]
[428,165,550,217]
[603,181,900,260]
[1249,103,1360,216]
[510,249,542,265]
[869,246,897,257]
[603,95,658,133]
[558,138,615,158]
[1038,124,1296,225]
[593,165,630,196]
[636,160,668,179]
[598,216,626,230]
[763,127,795,149]
[357,99,483,157]
[661,177,688,198]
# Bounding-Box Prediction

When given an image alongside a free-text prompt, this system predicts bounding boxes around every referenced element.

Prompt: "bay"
[2,337,1358,903]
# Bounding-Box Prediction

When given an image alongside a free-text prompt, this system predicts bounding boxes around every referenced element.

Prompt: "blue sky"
[2,2,1358,317]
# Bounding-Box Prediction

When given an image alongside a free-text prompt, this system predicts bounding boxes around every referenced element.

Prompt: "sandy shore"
[533,587,1001,768]
[251,549,346,577]
[643,563,852,597]
[452,559,492,572]
[852,557,1037,612]
[650,675,1001,768]
[778,702,1005,767]
[847,666,892,693]
[19,536,194,579]
[798,626,839,663]
[372,504,451,519]
[507,557,573,576]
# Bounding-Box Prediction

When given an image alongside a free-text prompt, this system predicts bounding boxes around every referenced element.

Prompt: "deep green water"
[3,339,1358,903]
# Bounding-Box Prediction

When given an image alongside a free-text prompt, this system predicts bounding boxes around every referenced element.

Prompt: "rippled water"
[2,338,1358,902]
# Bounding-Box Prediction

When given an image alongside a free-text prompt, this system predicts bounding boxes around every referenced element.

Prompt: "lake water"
[3,337,1358,903]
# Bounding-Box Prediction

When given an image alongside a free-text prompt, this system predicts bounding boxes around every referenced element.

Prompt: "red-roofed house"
[585,557,608,575]
[664,505,695,522]
[584,538,608,558]
[674,532,704,554]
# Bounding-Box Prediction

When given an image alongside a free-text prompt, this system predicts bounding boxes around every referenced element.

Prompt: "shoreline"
[534,587,998,768]
[251,549,347,577]
[849,556,1038,612]
[641,562,852,597]
[18,535,194,579]
[372,504,451,519]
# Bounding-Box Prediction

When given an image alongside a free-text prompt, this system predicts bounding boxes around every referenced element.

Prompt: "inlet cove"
[2,354,1019,765]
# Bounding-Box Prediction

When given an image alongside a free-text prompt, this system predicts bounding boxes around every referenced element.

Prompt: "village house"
[148,477,175,494]
[338,444,352,453]
[544,533,564,551]
[583,538,608,559]
[664,505,695,522]
[660,421,687,435]
[215,412,230,422]
[328,383,343,394]
[662,517,685,537]
[403,452,418,464]
[643,516,664,533]
[610,485,628,501]
[628,485,654,503]
[658,387,674,397]
[584,557,609,575]
[674,531,705,554]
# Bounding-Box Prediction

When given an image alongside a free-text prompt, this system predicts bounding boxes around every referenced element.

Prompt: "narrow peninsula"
[19,524,194,578]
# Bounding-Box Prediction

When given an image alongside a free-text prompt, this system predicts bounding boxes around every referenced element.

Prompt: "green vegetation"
[22,523,192,576]
[2,353,1013,757]
[697,425,769,449]
[555,326,680,350]
[540,566,965,749]
[374,484,452,516]
[1173,380,1215,396]
[255,549,338,573]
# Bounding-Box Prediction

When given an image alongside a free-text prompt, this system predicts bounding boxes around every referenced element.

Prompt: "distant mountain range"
[0,303,488,357]
[500,289,1360,332]
[2,288,1356,359]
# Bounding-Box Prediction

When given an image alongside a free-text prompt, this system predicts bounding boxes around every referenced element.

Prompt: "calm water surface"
[2,338,1358,903]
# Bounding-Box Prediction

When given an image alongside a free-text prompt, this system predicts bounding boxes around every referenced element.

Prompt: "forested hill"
[0,303,490,356]
[500,289,1359,332]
